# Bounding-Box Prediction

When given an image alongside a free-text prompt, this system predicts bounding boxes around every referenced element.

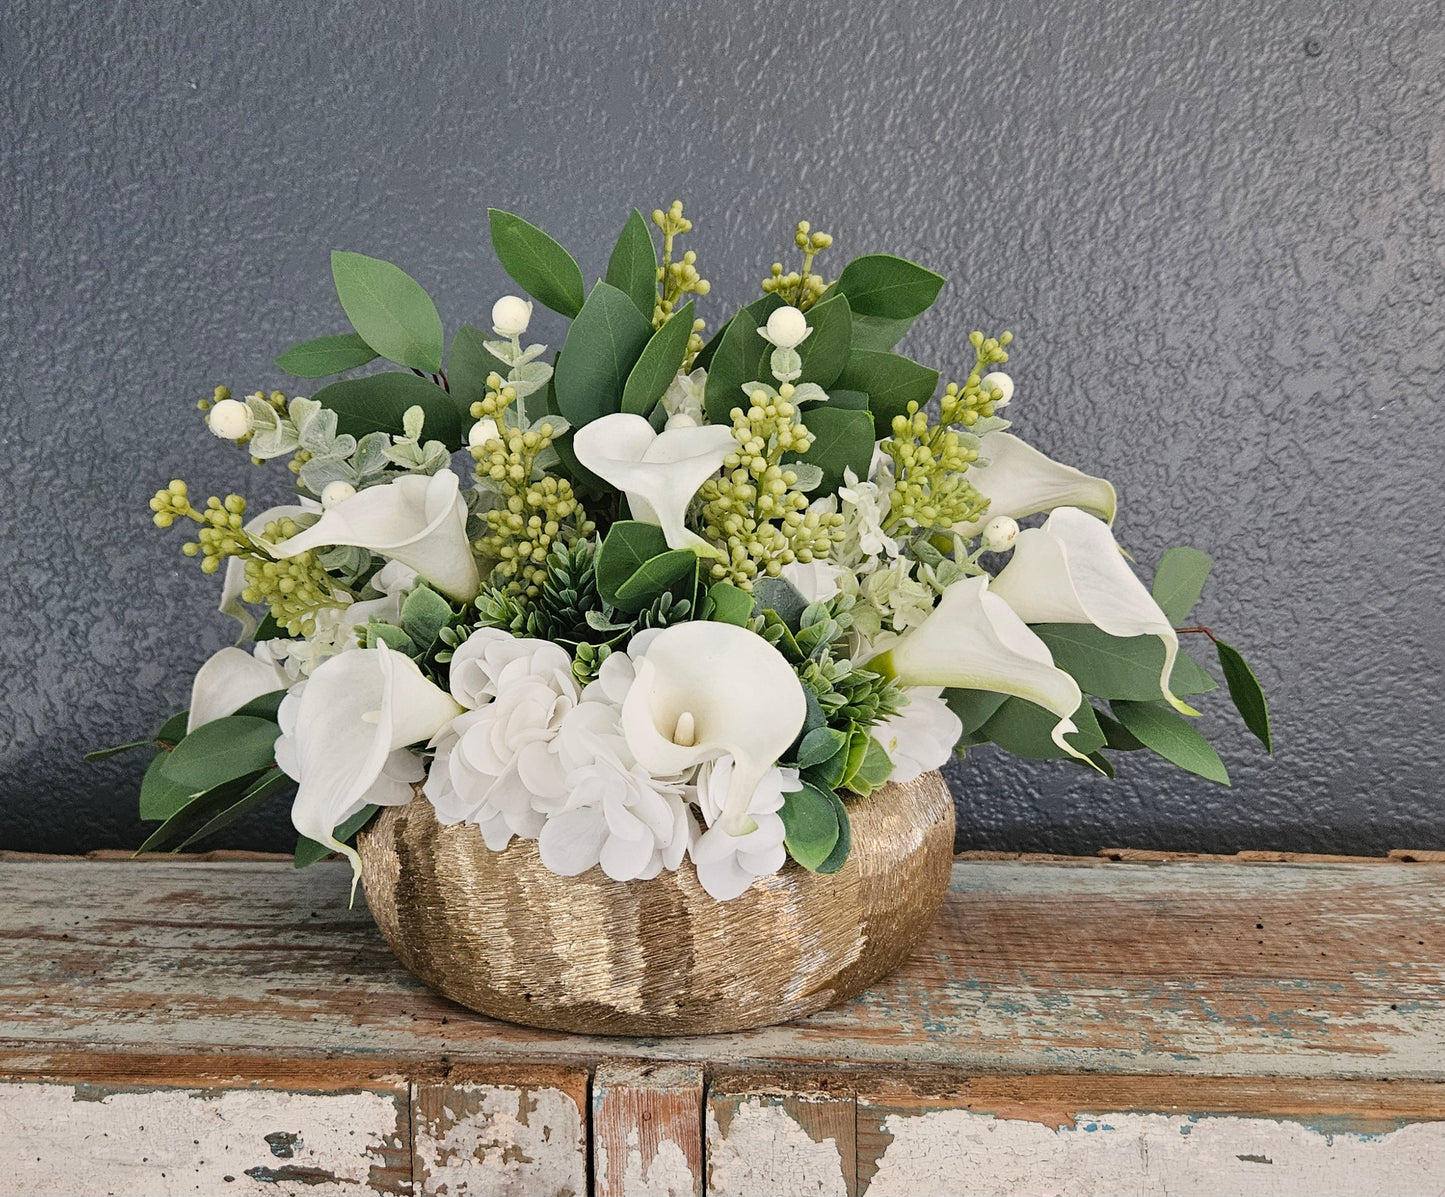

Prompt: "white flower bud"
[320,480,357,508]
[765,305,810,349]
[981,371,1014,407]
[491,295,533,339]
[207,398,251,440]
[663,411,700,430]
[981,515,1020,552]
[468,417,500,448]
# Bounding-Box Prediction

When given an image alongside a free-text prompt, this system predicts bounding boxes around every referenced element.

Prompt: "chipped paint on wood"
[0,1081,410,1196]
[412,1075,586,1196]
[3,858,1443,1079]
[592,1062,702,1197]
[706,1087,855,1197]
[857,1107,1445,1197]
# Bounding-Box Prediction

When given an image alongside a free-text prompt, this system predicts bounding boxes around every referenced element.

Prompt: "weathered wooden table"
[2,851,1443,1196]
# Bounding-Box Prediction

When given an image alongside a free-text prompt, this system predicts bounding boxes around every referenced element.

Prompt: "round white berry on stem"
[764,305,810,349]
[491,295,533,339]
[207,398,251,440]
[320,480,357,508]
[981,371,1014,407]
[981,515,1020,552]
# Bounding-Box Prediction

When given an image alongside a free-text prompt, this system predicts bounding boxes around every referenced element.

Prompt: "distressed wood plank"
[706,1076,856,1197]
[592,1062,703,1197]
[1,858,1443,1079]
[0,1080,411,1196]
[411,1068,587,1196]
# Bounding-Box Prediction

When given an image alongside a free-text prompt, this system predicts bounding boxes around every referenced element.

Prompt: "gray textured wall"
[3,0,1442,856]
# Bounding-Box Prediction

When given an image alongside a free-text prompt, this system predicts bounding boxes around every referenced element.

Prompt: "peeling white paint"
[414,1083,584,1196]
[864,1108,1445,1197]
[595,1125,696,1197]
[706,1100,847,1197]
[0,1082,404,1197]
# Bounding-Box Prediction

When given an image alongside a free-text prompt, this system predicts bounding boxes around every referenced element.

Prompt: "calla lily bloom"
[990,506,1197,716]
[869,575,1087,761]
[187,648,288,733]
[270,469,479,602]
[284,643,463,891]
[953,432,1116,538]
[620,622,807,835]
[572,413,733,557]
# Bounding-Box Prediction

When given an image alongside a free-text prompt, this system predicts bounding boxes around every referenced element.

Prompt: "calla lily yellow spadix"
[869,575,1089,761]
[572,413,734,558]
[989,506,1199,717]
[270,469,479,602]
[620,622,808,835]
[953,432,1116,538]
[284,642,463,896]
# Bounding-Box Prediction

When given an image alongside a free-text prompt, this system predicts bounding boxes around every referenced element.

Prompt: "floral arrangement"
[96,203,1271,902]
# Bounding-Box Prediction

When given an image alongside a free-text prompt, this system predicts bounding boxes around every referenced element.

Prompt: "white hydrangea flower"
[870,686,963,783]
[837,468,899,564]
[447,628,574,710]
[861,558,939,635]
[423,655,581,847]
[689,756,797,901]
[780,558,845,603]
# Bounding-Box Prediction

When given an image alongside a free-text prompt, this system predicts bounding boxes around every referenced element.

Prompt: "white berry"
[981,371,1014,407]
[765,305,810,349]
[981,515,1019,552]
[491,295,533,339]
[207,398,251,440]
[321,480,357,508]
[468,417,500,448]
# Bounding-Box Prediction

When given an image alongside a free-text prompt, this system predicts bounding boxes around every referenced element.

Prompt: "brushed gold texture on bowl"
[357,769,955,1035]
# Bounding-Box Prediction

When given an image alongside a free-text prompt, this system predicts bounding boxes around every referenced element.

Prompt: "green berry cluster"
[238,517,334,636]
[878,331,1013,534]
[697,390,844,589]
[149,481,249,574]
[470,375,592,596]
[761,221,834,311]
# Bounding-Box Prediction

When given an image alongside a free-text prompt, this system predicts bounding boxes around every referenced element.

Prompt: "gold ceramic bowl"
[358,770,955,1035]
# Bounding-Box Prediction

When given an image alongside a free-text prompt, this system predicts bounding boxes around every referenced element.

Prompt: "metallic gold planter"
[357,770,955,1035]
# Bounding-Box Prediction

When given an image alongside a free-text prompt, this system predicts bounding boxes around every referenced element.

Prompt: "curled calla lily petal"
[870,575,1086,760]
[620,622,808,835]
[218,502,320,639]
[187,648,288,733]
[269,469,479,602]
[953,432,1117,537]
[286,643,462,892]
[572,413,733,557]
[990,506,1197,716]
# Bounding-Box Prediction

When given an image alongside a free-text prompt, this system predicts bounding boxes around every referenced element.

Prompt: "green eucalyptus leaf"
[487,208,586,317]
[275,333,379,379]
[159,715,280,792]
[1033,625,1217,701]
[554,282,654,426]
[138,750,198,821]
[792,406,875,494]
[794,726,849,770]
[823,388,870,411]
[847,737,896,795]
[622,300,694,416]
[794,292,852,389]
[849,312,920,353]
[816,793,853,873]
[978,697,1107,761]
[595,521,668,604]
[802,740,850,791]
[1110,700,1230,784]
[330,251,443,372]
[750,576,809,630]
[136,769,271,853]
[175,767,294,851]
[401,586,453,650]
[233,689,287,722]
[447,322,511,412]
[943,688,1010,737]
[706,581,755,627]
[253,613,285,643]
[154,711,189,744]
[613,549,697,613]
[1152,547,1213,624]
[835,253,946,320]
[780,781,842,872]
[834,350,941,438]
[1216,639,1273,753]
[605,208,659,318]
[366,622,417,654]
[294,804,381,869]
[1093,706,1147,751]
[310,373,463,449]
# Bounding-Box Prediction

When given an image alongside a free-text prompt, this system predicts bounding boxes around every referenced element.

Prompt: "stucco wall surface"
[2,0,1441,854]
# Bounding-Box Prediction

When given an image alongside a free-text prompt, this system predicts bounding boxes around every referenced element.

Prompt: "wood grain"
[707,1077,857,1197]
[2,857,1441,1079]
[592,1062,703,1197]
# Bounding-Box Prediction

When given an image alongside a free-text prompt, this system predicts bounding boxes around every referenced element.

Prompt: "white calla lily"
[269,469,479,602]
[953,432,1116,537]
[620,622,807,835]
[990,506,1197,716]
[572,413,733,557]
[869,575,1087,760]
[186,647,288,733]
[285,643,463,891]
